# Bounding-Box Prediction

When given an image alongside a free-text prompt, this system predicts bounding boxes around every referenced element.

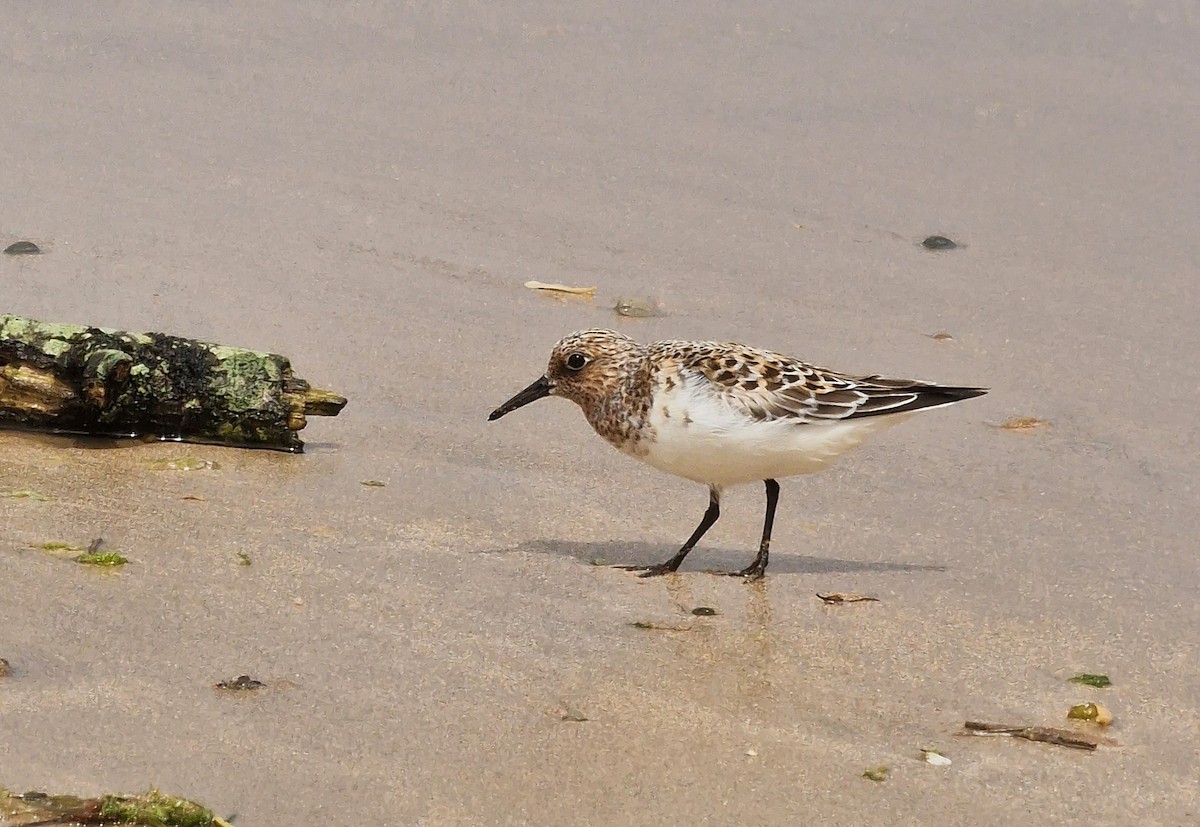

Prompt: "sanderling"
[489,330,986,579]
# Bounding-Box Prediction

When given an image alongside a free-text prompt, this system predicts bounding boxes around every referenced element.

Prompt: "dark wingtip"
[912,385,989,412]
[949,386,989,400]
[847,384,989,420]
[917,385,989,409]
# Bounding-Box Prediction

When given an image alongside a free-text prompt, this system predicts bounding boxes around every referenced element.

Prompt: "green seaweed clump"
[97,790,215,827]
[1067,673,1112,688]
[76,551,129,567]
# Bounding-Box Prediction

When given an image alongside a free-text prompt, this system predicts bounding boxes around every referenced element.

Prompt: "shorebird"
[489,330,986,579]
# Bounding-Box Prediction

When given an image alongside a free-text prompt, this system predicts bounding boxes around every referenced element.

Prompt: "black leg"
[726,479,778,580]
[620,487,721,577]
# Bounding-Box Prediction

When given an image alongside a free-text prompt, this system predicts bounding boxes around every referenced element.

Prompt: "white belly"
[634,381,909,488]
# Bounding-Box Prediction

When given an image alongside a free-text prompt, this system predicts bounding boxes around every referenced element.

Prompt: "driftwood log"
[0,314,346,452]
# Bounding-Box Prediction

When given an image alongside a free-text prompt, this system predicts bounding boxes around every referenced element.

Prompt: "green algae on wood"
[98,790,218,827]
[0,787,232,827]
[0,314,346,452]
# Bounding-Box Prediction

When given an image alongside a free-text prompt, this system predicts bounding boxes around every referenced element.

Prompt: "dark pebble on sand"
[691,607,718,616]
[216,675,266,691]
[922,235,957,250]
[4,241,41,255]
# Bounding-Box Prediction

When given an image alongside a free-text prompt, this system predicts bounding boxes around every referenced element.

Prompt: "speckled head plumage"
[487,329,641,422]
[544,329,639,409]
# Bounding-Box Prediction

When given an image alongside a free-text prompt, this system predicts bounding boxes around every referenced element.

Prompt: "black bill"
[488,375,552,421]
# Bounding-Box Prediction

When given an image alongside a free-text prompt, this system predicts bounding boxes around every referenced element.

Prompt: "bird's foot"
[615,562,680,578]
[722,564,767,581]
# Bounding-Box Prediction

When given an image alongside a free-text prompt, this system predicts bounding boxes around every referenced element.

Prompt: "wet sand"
[2,2,1198,824]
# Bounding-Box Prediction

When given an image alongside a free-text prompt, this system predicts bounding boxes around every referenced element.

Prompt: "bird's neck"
[581,354,655,457]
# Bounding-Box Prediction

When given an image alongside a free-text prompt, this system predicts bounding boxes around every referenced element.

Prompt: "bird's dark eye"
[565,352,588,371]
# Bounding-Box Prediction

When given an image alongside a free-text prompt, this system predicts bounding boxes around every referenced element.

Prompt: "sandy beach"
[2,2,1198,824]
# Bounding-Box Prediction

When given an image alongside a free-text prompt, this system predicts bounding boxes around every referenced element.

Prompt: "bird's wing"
[677,344,984,424]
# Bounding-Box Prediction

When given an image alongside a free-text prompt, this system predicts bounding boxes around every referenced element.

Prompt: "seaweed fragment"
[0,488,49,501]
[862,765,889,782]
[1068,673,1111,688]
[1067,703,1113,725]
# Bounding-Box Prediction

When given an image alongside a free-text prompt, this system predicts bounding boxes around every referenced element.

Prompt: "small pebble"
[922,235,958,250]
[4,240,41,255]
[216,675,266,691]
[691,607,718,616]
[614,297,661,318]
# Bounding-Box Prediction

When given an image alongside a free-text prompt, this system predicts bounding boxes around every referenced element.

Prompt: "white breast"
[635,373,909,488]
